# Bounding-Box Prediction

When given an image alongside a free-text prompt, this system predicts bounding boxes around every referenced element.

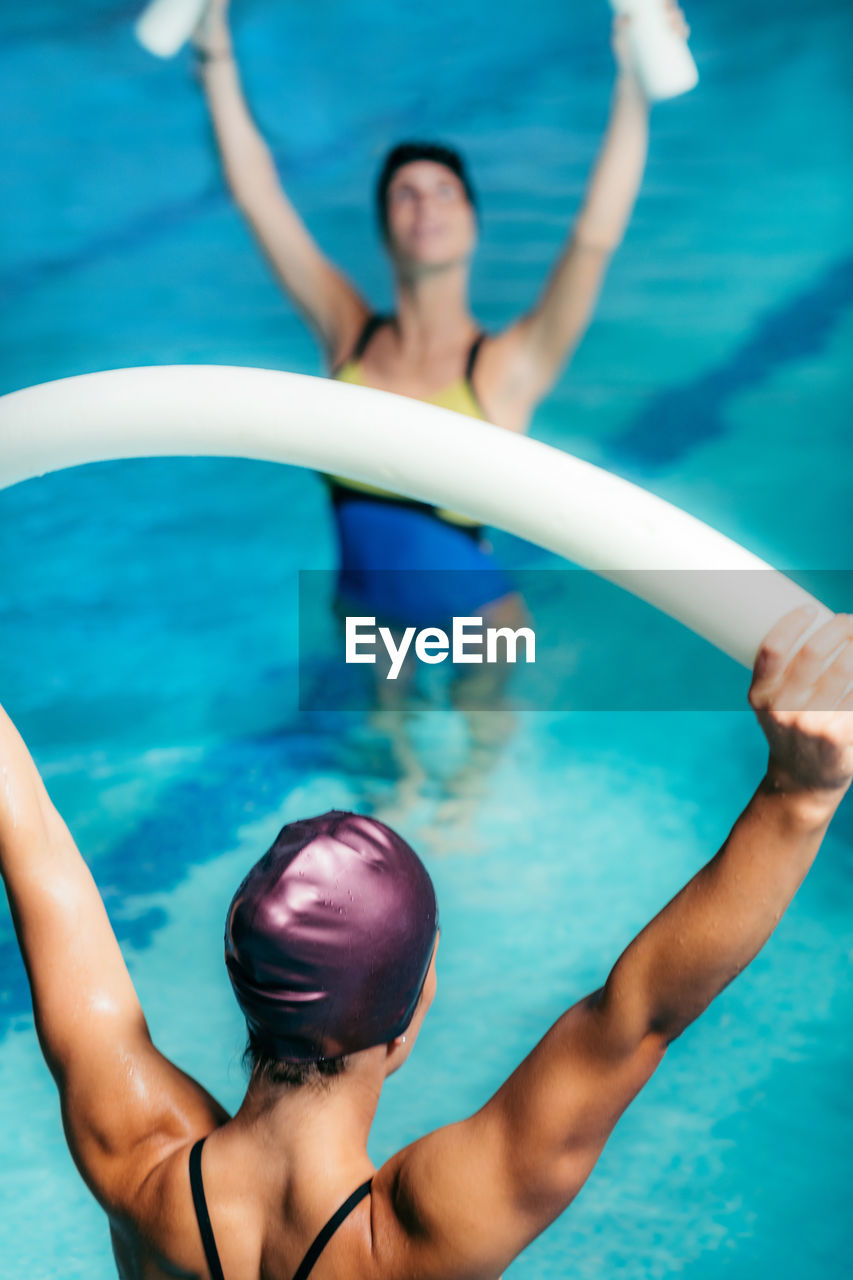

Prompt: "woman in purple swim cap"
[3,609,853,1278]
[224,810,440,1065]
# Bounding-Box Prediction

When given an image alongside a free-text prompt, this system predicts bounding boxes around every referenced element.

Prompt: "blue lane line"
[0,182,224,300]
[609,252,853,471]
[0,18,581,302]
[0,118,402,301]
[0,4,140,48]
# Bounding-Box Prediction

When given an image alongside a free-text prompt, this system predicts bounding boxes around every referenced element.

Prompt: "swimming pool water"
[1,1,852,1275]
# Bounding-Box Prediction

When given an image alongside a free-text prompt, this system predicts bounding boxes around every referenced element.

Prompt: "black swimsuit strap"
[189,1139,226,1280]
[329,314,387,377]
[465,331,486,383]
[189,1137,372,1280]
[352,313,389,361]
[343,315,486,386]
[291,1178,373,1280]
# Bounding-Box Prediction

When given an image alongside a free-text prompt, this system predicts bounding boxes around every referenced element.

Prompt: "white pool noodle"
[0,366,827,667]
[135,0,211,58]
[610,0,698,101]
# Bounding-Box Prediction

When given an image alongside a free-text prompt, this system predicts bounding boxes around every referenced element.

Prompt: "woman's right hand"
[611,2,690,79]
[194,0,232,58]
[749,608,853,806]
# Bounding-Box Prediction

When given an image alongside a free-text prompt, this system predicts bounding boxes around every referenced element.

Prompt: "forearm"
[604,775,844,1045]
[195,21,366,356]
[1,705,144,1075]
[0,703,57,879]
[574,72,649,251]
[199,36,284,210]
[508,71,650,386]
[0,702,94,954]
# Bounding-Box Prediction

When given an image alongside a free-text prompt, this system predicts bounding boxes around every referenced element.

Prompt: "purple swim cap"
[225,811,438,1062]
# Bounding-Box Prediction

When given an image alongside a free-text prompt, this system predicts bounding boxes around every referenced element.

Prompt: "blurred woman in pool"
[2,607,852,1276]
[193,0,688,827]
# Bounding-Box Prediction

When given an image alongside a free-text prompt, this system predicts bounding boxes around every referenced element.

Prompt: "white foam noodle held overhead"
[0,366,829,667]
[135,0,211,58]
[610,0,699,101]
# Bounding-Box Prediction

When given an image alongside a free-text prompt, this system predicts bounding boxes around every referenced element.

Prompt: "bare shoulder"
[365,1114,528,1280]
[69,1037,230,1224]
[473,324,545,432]
[107,1118,241,1277]
[325,291,373,373]
[363,999,666,1280]
[476,323,531,387]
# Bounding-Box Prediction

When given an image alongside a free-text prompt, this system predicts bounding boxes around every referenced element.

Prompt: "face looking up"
[384,160,477,272]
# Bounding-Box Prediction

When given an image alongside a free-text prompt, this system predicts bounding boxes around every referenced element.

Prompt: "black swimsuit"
[189,1138,373,1280]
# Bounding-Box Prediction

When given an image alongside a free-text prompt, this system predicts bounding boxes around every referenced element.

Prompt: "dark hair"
[244,1033,349,1089]
[376,141,478,239]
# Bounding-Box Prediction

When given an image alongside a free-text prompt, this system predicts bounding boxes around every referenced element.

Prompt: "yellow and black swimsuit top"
[326,314,487,531]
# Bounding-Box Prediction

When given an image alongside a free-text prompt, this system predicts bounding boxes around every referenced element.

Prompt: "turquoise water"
[1,0,852,1275]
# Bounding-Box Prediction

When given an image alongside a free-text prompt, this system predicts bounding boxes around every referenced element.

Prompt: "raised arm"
[195,0,368,365]
[483,7,687,430]
[0,703,226,1216]
[379,608,853,1279]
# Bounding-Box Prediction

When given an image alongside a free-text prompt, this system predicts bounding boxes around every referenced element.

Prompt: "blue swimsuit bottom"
[331,491,514,630]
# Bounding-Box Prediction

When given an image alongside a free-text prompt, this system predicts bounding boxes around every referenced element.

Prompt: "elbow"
[230,185,280,226]
[227,176,264,215]
[650,1017,686,1048]
[572,223,620,255]
[587,987,669,1063]
[222,158,280,217]
[649,992,717,1047]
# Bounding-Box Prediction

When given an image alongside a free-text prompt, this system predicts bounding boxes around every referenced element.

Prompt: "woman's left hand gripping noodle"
[0,702,227,1225]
